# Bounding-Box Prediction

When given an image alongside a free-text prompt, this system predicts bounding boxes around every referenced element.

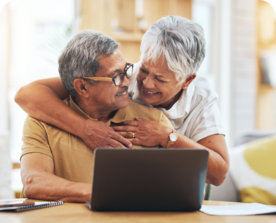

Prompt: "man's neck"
[74,95,116,123]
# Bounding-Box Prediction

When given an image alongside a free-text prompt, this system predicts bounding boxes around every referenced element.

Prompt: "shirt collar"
[68,96,127,125]
[159,81,195,119]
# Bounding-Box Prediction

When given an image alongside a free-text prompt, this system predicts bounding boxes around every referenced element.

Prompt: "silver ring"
[132,132,135,138]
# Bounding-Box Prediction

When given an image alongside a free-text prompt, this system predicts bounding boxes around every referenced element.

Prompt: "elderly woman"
[15,16,229,186]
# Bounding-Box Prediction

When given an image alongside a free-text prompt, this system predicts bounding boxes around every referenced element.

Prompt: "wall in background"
[0,1,10,132]
[79,0,192,63]
[7,0,75,162]
[230,0,258,145]
[0,4,13,199]
[0,0,76,196]
[256,0,276,130]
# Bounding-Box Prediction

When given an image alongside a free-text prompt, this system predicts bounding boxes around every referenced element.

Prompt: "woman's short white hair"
[140,16,206,82]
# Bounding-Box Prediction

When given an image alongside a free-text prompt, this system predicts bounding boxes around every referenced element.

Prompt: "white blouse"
[128,62,225,142]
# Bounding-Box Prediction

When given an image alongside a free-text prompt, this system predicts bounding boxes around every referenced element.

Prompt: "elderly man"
[20,30,174,203]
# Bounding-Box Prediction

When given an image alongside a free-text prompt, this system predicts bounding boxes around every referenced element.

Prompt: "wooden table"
[0,200,275,223]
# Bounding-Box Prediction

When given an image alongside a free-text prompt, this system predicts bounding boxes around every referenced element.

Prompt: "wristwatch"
[166,129,178,148]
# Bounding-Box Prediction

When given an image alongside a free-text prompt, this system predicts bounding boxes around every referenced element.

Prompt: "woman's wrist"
[160,127,174,147]
[76,117,91,139]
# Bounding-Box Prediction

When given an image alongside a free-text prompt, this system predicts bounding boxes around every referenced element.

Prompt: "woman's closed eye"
[140,68,149,74]
[155,77,166,83]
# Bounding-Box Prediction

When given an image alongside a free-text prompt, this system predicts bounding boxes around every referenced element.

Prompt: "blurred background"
[0,0,275,200]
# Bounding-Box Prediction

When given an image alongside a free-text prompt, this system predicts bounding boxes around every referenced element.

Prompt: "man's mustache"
[116,86,128,95]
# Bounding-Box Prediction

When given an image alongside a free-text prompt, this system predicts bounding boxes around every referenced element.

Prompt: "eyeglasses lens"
[126,65,133,78]
[114,75,122,86]
[114,64,133,86]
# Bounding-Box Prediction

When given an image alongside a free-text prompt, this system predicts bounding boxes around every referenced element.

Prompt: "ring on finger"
[132,132,135,138]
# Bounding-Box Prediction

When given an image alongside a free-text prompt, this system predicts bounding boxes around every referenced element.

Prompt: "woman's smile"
[141,86,160,98]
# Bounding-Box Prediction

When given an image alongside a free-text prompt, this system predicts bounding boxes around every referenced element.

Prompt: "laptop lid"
[90,148,209,211]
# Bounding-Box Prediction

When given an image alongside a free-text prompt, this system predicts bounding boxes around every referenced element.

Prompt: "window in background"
[8,0,76,163]
[193,0,232,145]
[192,0,219,92]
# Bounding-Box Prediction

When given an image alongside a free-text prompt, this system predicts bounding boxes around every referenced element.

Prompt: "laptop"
[87,148,209,212]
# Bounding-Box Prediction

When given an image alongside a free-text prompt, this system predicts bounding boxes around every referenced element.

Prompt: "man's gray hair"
[58,30,120,96]
[140,16,205,82]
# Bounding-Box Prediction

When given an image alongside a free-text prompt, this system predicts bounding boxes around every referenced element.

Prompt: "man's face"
[86,50,130,112]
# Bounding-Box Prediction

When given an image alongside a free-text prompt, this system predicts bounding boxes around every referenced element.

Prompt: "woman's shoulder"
[191,76,218,102]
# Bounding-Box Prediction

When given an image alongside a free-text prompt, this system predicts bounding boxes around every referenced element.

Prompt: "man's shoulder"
[24,115,46,130]
[24,115,60,133]
[27,98,70,129]
[127,100,174,129]
[126,100,164,122]
[25,98,70,126]
[128,99,163,113]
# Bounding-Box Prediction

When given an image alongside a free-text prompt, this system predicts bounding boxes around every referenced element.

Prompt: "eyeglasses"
[81,63,133,86]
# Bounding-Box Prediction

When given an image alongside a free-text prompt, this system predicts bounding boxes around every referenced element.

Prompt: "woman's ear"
[181,73,196,89]
[73,79,90,98]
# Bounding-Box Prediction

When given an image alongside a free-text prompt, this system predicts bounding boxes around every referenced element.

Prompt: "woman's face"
[137,56,194,109]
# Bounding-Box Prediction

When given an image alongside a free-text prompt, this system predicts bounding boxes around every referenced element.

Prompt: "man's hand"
[80,119,132,150]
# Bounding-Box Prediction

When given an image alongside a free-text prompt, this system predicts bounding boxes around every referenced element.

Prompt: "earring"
[184,87,187,90]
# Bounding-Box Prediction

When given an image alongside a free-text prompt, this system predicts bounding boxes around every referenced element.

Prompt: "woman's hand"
[80,119,132,149]
[111,117,172,147]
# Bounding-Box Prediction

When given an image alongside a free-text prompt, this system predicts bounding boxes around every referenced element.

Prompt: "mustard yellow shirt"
[21,97,174,184]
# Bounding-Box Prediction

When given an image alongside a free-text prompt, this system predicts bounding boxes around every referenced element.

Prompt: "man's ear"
[73,79,90,98]
[181,73,196,89]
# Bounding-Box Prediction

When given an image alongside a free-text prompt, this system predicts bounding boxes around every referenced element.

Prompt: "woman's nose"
[143,76,155,89]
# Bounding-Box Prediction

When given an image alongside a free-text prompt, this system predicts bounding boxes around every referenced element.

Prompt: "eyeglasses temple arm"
[81,77,113,82]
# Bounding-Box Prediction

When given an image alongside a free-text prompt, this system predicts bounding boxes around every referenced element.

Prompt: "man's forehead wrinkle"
[104,62,126,76]
[107,70,119,78]
[98,66,124,78]
[97,51,126,77]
